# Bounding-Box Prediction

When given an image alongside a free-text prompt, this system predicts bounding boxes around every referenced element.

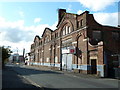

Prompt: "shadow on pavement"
[2,66,42,90]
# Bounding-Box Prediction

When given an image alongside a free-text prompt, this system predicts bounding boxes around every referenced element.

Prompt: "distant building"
[12,53,19,63]
[9,53,24,63]
[19,55,25,63]
[29,9,120,78]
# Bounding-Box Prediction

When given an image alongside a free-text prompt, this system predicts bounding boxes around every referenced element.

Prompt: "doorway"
[62,54,72,70]
[91,59,97,74]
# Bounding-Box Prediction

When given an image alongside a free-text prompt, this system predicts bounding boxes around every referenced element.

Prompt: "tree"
[1,46,12,68]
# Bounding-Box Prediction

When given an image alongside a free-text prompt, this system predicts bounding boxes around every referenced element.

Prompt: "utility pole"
[16,47,18,54]
[23,48,25,63]
[16,47,19,63]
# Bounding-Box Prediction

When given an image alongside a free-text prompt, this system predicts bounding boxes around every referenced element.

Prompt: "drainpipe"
[86,31,89,74]
[54,44,55,66]
[60,37,62,71]
[76,40,78,68]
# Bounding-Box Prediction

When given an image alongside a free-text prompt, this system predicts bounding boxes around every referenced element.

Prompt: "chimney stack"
[58,9,66,22]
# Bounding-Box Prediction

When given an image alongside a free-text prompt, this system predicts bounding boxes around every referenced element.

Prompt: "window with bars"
[92,31,101,41]
[78,19,83,28]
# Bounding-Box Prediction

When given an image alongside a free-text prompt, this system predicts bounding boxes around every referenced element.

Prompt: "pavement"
[22,65,108,79]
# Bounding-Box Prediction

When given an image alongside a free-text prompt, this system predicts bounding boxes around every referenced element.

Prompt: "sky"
[0,0,119,55]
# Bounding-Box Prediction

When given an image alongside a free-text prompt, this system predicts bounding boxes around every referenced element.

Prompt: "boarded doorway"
[91,59,97,74]
[62,54,72,70]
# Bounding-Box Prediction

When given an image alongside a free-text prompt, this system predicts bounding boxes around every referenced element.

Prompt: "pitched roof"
[42,27,53,37]
[33,35,40,42]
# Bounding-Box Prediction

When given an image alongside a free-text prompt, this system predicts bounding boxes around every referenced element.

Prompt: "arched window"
[47,36,50,42]
[63,27,65,35]
[62,24,72,36]
[45,38,46,43]
[45,35,50,43]
[66,26,68,34]
[68,26,71,33]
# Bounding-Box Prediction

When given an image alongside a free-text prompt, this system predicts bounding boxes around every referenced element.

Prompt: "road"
[2,66,41,89]
[3,65,119,89]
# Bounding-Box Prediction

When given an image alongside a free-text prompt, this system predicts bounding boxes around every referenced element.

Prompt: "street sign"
[62,46,76,54]
[69,47,76,54]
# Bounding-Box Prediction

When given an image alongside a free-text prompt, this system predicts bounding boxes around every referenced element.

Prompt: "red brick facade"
[29,9,120,77]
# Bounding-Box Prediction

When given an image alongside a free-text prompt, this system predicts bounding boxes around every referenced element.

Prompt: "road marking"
[73,75,77,78]
[22,76,42,88]
[18,75,44,90]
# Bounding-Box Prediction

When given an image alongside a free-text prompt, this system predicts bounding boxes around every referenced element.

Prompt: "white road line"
[18,74,44,89]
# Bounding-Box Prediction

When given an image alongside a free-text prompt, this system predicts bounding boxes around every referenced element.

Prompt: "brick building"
[29,9,120,77]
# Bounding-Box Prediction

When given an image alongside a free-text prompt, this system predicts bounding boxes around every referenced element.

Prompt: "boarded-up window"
[81,19,83,26]
[55,56,58,63]
[46,58,49,62]
[77,19,83,28]
[93,31,101,40]
[112,32,119,40]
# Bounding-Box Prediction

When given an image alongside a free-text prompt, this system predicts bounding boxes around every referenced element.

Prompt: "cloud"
[77,10,83,14]
[0,18,32,43]
[0,17,24,28]
[77,0,118,11]
[67,4,72,12]
[0,16,57,54]
[3,28,33,43]
[1,40,32,55]
[77,8,118,27]
[93,12,118,26]
[118,12,120,25]
[1,10,118,55]
[34,18,41,23]
[49,21,57,30]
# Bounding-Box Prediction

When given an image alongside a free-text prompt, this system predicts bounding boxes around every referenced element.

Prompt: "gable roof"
[34,35,40,42]
[42,27,53,37]
[56,10,89,28]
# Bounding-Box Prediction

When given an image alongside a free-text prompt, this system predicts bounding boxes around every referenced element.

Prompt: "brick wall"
[29,9,120,77]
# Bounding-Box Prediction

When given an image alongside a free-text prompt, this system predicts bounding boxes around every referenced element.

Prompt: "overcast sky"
[0,0,119,55]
